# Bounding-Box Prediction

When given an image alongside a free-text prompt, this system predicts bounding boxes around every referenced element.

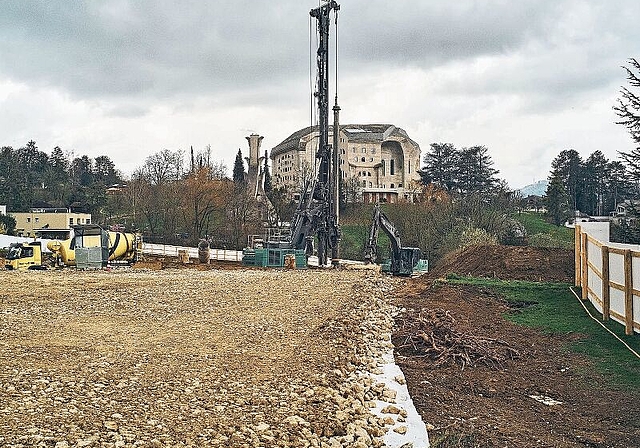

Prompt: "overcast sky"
[1,0,638,188]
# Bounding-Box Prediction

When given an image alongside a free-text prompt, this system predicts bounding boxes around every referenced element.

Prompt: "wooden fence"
[575,223,640,335]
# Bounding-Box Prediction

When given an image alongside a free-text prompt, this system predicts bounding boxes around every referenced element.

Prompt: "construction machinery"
[4,241,47,270]
[47,224,140,268]
[243,1,341,268]
[364,203,427,276]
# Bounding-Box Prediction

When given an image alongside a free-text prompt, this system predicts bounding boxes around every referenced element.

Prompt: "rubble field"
[0,269,407,448]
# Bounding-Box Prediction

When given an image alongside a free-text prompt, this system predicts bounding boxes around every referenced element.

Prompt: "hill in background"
[517,179,548,196]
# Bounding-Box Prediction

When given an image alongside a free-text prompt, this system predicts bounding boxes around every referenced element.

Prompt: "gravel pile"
[0,268,415,447]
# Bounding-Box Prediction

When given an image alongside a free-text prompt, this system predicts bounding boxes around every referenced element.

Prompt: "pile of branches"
[396,308,520,369]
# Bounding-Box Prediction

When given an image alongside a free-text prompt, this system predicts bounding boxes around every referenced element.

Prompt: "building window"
[362,180,366,187]
[69,218,73,226]
[408,160,411,174]
[391,183,395,188]
[371,148,376,154]
[27,217,31,223]
[367,172,371,177]
[35,217,39,223]
[370,157,374,162]
[390,159,395,175]
[352,148,356,153]
[382,160,386,176]
[361,157,366,162]
[362,148,366,153]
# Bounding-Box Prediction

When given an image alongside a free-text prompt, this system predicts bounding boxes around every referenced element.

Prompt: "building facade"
[11,208,92,239]
[271,124,421,203]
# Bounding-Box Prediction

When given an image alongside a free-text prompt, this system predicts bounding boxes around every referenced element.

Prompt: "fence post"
[581,232,588,299]
[575,225,582,287]
[624,249,634,336]
[601,245,610,321]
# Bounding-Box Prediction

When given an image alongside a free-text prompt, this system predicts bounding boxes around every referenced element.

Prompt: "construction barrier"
[142,243,243,262]
[575,222,640,335]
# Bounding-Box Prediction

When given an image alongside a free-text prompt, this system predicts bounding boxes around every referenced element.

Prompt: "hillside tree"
[615,58,640,190]
[419,142,459,191]
[233,149,246,185]
[456,145,499,195]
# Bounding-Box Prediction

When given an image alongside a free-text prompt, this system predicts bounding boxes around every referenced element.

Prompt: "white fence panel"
[576,223,639,335]
[609,252,625,285]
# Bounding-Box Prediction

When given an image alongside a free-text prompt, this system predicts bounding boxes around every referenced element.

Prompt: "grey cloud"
[0,0,309,99]
[0,0,638,108]
[105,103,149,118]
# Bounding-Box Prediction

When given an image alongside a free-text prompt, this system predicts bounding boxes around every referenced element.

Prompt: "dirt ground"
[431,245,575,283]
[2,245,638,447]
[0,268,402,447]
[393,245,640,447]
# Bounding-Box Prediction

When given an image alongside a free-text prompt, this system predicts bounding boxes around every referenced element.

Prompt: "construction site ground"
[1,245,638,447]
[396,245,640,448]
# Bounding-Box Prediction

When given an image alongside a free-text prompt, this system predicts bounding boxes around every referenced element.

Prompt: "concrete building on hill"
[10,208,91,239]
[271,124,421,203]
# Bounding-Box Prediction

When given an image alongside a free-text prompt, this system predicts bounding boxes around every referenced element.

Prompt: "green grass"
[514,211,574,248]
[339,223,391,262]
[445,274,640,390]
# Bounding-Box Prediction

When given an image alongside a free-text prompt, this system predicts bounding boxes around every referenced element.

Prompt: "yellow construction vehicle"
[47,224,140,267]
[5,241,48,270]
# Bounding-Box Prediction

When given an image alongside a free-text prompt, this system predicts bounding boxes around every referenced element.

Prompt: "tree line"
[545,58,640,225]
[0,142,270,248]
[0,141,121,215]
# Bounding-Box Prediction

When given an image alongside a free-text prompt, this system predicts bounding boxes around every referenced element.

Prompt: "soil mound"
[430,244,574,283]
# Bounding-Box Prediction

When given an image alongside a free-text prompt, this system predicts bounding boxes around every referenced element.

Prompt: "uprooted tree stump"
[395,308,520,370]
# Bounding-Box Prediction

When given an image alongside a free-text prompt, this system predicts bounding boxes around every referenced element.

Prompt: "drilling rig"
[288,1,341,266]
[244,1,340,268]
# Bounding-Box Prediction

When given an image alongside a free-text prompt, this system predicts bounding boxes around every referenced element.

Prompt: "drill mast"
[289,1,340,266]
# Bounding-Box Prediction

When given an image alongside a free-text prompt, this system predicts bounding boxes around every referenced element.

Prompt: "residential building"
[271,124,421,203]
[10,208,92,239]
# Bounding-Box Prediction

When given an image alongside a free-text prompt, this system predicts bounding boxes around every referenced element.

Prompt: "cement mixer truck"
[47,224,141,268]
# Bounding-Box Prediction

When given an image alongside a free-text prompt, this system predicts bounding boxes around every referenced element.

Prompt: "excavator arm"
[364,203,423,276]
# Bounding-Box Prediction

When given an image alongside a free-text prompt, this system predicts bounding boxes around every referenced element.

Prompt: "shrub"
[459,226,499,248]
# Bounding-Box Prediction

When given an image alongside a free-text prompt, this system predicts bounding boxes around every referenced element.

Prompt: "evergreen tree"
[233,149,246,185]
[615,58,640,149]
[419,142,458,191]
[94,155,120,186]
[456,145,499,195]
[606,160,633,212]
[548,149,583,213]
[263,159,272,195]
[545,174,570,225]
[582,151,609,216]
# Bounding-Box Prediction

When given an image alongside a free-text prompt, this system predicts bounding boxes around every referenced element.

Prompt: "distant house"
[106,183,127,195]
[10,208,92,239]
[614,200,640,217]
